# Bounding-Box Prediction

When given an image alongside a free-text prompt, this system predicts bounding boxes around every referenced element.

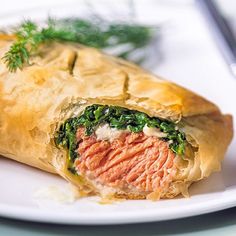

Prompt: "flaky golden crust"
[181,113,233,178]
[0,38,233,199]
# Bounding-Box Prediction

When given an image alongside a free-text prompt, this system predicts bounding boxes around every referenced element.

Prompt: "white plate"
[1,1,236,225]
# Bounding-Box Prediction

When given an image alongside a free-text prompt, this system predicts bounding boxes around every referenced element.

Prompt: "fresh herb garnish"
[2,18,155,72]
[55,104,186,163]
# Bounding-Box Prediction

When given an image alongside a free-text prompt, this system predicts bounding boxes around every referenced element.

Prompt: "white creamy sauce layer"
[143,124,167,138]
[95,123,167,142]
[95,124,127,142]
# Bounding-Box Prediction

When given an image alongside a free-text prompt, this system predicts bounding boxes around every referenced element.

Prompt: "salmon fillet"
[75,127,176,197]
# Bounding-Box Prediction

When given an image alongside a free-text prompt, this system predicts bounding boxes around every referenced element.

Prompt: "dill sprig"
[2,18,156,72]
[2,21,38,72]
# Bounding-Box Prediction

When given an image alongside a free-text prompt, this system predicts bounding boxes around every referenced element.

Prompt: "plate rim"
[1,191,236,225]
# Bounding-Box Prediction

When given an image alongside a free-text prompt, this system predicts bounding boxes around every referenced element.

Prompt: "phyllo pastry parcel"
[0,38,233,200]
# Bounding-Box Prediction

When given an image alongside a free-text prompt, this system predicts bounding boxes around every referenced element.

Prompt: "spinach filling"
[55,104,186,166]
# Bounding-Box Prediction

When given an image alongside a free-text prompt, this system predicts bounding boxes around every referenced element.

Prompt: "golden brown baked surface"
[0,37,233,200]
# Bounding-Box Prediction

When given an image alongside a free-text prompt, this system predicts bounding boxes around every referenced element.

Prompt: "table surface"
[1,0,236,235]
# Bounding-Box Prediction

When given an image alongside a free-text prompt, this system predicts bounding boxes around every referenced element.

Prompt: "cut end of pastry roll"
[0,39,233,200]
[53,105,233,200]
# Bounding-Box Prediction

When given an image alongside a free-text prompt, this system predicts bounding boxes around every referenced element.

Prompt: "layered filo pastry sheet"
[0,37,233,200]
